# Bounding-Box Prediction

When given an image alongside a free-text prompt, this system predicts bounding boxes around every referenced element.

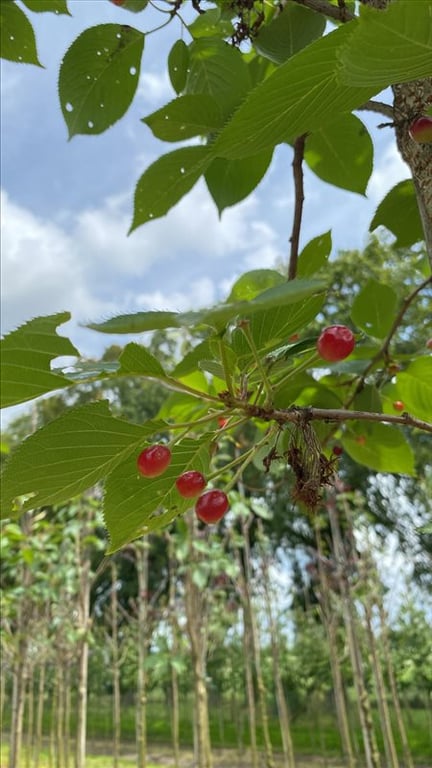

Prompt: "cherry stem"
[238,321,274,405]
[288,133,307,281]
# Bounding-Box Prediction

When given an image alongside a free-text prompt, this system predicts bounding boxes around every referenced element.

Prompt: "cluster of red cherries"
[136,445,229,525]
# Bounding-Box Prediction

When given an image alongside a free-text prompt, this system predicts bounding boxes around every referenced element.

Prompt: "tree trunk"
[184,513,213,768]
[135,538,149,768]
[33,660,46,768]
[75,507,92,768]
[258,521,296,768]
[326,492,381,768]
[110,560,121,768]
[240,517,275,768]
[167,534,181,768]
[315,525,357,768]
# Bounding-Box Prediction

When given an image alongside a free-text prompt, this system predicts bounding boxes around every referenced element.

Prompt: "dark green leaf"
[143,94,223,142]
[185,37,251,120]
[369,179,424,248]
[131,146,211,230]
[1,313,78,409]
[254,3,325,64]
[205,149,274,215]
[0,401,167,518]
[168,39,189,94]
[59,24,144,137]
[394,358,432,423]
[338,1,432,88]
[304,113,373,194]
[351,279,398,339]
[212,24,375,159]
[188,8,232,39]
[21,0,70,13]
[0,0,42,65]
[87,311,181,335]
[297,231,332,277]
[118,343,166,377]
[104,437,212,551]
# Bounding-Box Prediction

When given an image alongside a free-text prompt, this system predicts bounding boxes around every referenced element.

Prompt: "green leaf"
[0,0,42,65]
[171,339,215,378]
[21,0,70,14]
[58,24,144,138]
[369,179,424,248]
[394,357,432,423]
[351,279,398,339]
[0,313,79,409]
[185,37,251,121]
[168,39,189,95]
[0,401,167,518]
[131,146,211,231]
[254,3,325,64]
[212,24,375,160]
[118,343,166,377]
[352,384,382,414]
[297,231,332,277]
[304,113,373,194]
[143,94,223,142]
[227,269,285,302]
[188,7,233,40]
[110,0,148,11]
[343,423,415,475]
[205,148,274,215]
[104,437,212,551]
[338,1,432,88]
[87,310,181,335]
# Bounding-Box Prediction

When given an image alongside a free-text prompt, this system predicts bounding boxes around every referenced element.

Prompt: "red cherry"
[409,116,432,144]
[110,0,126,5]
[317,325,355,362]
[176,471,206,498]
[218,417,229,429]
[393,400,405,412]
[195,490,229,524]
[137,445,171,478]
[332,445,343,457]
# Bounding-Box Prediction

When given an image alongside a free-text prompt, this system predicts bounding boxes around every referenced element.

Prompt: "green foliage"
[0,0,42,66]
[0,313,79,408]
[59,24,145,138]
[370,179,424,247]
[351,279,398,338]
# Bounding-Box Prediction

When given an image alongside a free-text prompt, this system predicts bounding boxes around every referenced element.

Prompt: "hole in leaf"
[99,103,105,108]
[88,120,94,129]
[149,213,154,219]
[116,33,122,39]
[97,50,102,56]
[9,35,15,41]
[65,102,74,112]
[129,66,137,76]
[180,167,185,174]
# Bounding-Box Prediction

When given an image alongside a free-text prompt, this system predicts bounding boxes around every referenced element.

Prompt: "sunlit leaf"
[205,149,274,215]
[370,179,424,248]
[143,94,223,142]
[343,423,415,475]
[254,3,325,64]
[351,279,398,339]
[0,0,42,65]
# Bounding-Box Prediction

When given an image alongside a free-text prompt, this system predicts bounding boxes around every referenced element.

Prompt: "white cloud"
[367,141,410,204]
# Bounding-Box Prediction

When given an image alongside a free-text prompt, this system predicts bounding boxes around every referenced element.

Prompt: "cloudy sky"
[1,0,409,365]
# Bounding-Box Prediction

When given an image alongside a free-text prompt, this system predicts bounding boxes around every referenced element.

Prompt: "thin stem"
[292,0,355,22]
[218,339,235,396]
[239,322,274,404]
[344,275,432,408]
[288,134,307,281]
[356,100,394,120]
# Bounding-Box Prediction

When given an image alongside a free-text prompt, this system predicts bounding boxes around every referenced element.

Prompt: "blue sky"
[1,0,409,362]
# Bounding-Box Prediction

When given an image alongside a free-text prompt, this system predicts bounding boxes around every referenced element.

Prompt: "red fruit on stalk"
[332,445,343,457]
[176,471,206,498]
[317,325,355,362]
[137,445,171,477]
[409,116,432,144]
[393,401,405,412]
[195,490,229,524]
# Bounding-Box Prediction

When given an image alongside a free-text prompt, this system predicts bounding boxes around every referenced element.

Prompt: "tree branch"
[291,0,355,22]
[344,275,432,407]
[288,134,307,281]
[356,100,394,120]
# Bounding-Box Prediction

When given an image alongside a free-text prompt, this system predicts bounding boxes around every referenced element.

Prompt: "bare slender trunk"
[75,508,92,768]
[184,513,213,768]
[110,560,121,768]
[135,538,149,768]
[56,665,65,768]
[327,492,381,768]
[167,535,180,768]
[241,517,274,768]
[315,526,357,768]
[33,660,46,768]
[25,666,34,768]
[258,522,296,768]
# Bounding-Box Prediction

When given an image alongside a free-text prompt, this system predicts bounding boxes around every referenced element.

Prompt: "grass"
[0,743,162,768]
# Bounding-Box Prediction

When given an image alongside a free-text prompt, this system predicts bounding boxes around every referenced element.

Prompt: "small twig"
[356,100,394,120]
[291,0,355,22]
[288,134,307,281]
[344,275,432,407]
